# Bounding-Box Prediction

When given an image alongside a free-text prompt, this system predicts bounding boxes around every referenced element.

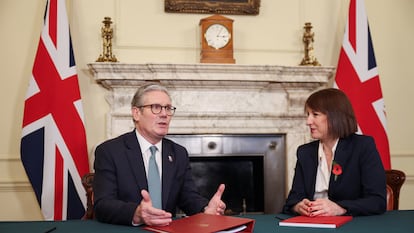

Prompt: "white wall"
[1,0,413,220]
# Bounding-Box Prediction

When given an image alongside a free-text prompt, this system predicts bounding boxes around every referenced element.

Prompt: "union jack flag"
[335,0,391,169]
[20,0,90,220]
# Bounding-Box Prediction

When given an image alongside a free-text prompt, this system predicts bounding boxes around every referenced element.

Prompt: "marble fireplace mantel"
[87,62,335,186]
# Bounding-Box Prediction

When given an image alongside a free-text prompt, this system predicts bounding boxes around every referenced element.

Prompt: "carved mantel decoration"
[87,62,334,187]
[165,0,260,15]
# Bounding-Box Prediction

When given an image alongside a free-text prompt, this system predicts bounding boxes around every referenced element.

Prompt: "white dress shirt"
[313,139,339,200]
[135,130,163,179]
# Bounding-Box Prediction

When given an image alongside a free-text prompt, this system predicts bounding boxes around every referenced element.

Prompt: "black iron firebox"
[166,134,286,215]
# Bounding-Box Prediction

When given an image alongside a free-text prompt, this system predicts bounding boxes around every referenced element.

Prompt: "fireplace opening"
[166,134,286,215]
[190,155,264,214]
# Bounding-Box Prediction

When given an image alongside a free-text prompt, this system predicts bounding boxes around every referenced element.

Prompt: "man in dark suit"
[283,88,386,217]
[93,83,226,226]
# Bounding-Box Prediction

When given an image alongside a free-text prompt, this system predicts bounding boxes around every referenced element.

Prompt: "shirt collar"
[135,129,162,153]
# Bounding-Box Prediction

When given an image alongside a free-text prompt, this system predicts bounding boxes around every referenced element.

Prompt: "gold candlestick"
[300,22,320,66]
[96,17,118,62]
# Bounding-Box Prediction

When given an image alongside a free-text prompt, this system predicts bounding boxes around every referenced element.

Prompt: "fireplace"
[166,134,285,214]
[87,62,334,212]
[191,156,264,214]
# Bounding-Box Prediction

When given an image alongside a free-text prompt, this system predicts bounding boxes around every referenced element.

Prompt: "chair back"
[385,169,405,210]
[81,172,95,219]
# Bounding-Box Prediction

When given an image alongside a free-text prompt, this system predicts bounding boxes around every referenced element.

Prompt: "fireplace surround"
[88,62,334,213]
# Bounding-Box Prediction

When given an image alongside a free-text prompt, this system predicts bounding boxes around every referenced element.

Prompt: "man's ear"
[132,107,140,122]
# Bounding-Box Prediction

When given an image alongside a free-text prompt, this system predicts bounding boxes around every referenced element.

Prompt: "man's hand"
[204,184,226,215]
[132,190,172,226]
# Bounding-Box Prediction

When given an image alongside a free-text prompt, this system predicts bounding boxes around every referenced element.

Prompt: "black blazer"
[93,130,208,225]
[283,134,387,216]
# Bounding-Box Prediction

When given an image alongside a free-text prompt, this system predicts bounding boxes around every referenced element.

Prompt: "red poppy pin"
[332,161,342,181]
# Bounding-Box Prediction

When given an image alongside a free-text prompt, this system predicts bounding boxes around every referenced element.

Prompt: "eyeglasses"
[138,104,176,116]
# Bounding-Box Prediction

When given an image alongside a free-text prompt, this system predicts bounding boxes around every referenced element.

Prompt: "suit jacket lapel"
[124,131,148,192]
[329,136,353,191]
[161,139,175,209]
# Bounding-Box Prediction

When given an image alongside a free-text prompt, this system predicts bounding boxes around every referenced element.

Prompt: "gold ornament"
[96,17,118,62]
[300,22,320,66]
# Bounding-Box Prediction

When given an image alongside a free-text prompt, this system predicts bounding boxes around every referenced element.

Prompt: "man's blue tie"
[148,145,162,209]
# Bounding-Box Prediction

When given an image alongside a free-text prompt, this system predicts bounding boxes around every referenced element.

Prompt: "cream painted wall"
[1,0,413,220]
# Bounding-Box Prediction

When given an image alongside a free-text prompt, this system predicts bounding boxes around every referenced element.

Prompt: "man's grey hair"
[131,83,171,107]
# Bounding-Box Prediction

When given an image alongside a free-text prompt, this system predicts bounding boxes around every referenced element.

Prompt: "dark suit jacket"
[283,134,387,216]
[93,130,208,225]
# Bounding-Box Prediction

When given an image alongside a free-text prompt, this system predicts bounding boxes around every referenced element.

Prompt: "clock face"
[204,24,231,49]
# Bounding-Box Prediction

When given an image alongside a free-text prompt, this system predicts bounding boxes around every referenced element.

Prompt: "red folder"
[279,215,353,228]
[143,213,255,233]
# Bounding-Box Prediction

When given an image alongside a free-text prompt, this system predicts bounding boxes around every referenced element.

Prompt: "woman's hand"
[293,198,346,216]
[307,198,346,216]
[293,198,313,216]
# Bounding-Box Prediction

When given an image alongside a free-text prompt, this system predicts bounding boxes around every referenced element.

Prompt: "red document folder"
[279,215,353,228]
[143,213,255,233]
